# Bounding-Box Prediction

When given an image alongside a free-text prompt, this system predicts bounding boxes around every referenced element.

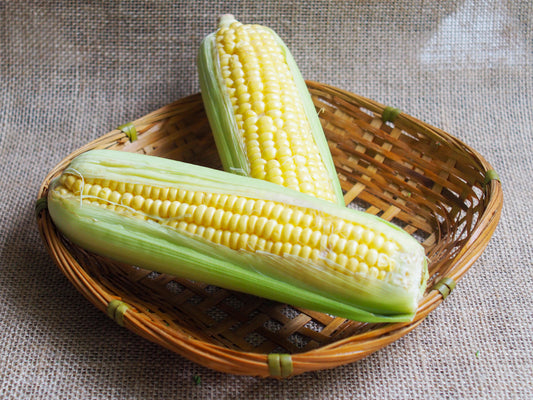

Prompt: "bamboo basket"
[36,82,502,378]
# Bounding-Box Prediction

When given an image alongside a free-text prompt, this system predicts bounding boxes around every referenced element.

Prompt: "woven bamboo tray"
[36,81,502,378]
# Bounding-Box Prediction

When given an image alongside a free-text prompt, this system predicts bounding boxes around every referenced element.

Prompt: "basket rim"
[36,82,503,378]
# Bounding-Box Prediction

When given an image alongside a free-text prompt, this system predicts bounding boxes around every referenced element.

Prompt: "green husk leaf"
[198,32,249,176]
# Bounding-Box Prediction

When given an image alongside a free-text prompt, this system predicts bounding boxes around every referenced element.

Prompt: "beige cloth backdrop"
[1,1,531,399]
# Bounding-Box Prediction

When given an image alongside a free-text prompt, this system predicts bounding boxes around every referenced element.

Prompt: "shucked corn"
[198,15,344,205]
[47,150,428,322]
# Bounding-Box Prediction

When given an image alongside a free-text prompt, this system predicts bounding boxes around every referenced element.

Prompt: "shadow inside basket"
[67,240,382,354]
[50,87,493,356]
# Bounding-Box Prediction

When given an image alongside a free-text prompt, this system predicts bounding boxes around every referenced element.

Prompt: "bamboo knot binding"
[433,277,456,299]
[268,353,293,378]
[107,299,131,326]
[483,170,500,186]
[35,197,48,217]
[118,123,138,142]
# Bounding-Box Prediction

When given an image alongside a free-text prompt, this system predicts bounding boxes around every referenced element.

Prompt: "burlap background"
[1,1,531,399]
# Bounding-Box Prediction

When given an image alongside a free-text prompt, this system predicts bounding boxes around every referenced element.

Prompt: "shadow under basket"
[36,81,502,378]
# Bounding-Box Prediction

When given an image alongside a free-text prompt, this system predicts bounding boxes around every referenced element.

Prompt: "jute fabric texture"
[1,1,531,399]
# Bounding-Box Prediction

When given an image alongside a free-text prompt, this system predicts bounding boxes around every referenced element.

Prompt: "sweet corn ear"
[198,15,344,205]
[47,150,428,322]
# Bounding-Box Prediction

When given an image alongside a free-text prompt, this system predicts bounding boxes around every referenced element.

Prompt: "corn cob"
[47,150,428,322]
[198,15,344,205]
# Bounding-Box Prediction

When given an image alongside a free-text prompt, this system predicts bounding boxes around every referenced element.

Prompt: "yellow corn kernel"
[56,174,407,284]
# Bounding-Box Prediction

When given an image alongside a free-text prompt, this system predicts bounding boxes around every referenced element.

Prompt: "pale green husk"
[197,16,345,206]
[48,150,428,322]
